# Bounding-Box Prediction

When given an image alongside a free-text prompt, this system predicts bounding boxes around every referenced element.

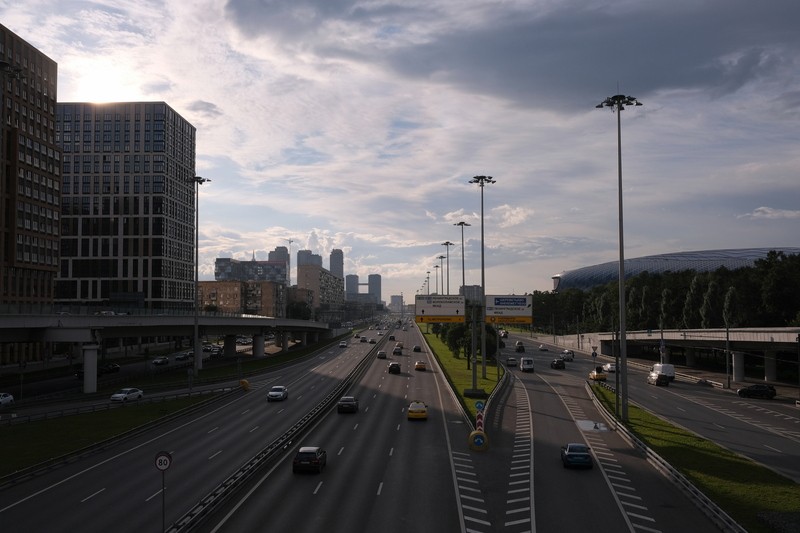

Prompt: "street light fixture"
[433,265,440,294]
[469,175,495,380]
[187,176,210,376]
[426,271,430,295]
[454,223,470,297]
[596,94,642,421]
[442,241,454,295]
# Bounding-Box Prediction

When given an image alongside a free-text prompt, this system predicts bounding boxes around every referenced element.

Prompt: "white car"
[561,350,575,361]
[110,388,143,402]
[603,363,617,373]
[0,392,14,407]
[338,341,348,348]
[267,385,289,402]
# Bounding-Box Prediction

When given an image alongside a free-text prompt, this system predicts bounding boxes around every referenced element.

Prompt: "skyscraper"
[0,25,60,307]
[368,274,382,305]
[330,249,343,279]
[55,102,196,310]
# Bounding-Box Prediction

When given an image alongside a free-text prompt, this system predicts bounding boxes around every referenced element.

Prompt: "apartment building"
[54,101,196,310]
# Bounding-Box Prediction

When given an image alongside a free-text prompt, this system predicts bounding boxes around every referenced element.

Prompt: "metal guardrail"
[166,337,381,532]
[587,381,747,533]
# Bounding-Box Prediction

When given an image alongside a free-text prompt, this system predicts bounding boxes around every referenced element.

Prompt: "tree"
[682,275,705,329]
[723,286,741,328]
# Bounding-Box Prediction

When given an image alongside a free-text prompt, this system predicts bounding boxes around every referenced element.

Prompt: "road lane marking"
[81,488,105,502]
[208,450,222,460]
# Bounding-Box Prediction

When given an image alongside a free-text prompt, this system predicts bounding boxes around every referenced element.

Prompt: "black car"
[550,358,565,370]
[99,363,121,374]
[412,345,422,352]
[561,443,593,469]
[737,384,777,399]
[337,396,359,413]
[292,446,327,473]
[647,372,670,386]
[388,362,401,374]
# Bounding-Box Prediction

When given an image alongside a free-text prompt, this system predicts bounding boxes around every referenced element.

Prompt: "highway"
[3,327,795,532]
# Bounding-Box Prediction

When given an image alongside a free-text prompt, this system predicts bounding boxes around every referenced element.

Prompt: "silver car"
[267,385,289,402]
[110,388,143,402]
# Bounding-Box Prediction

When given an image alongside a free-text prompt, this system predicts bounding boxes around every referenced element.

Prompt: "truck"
[520,357,535,372]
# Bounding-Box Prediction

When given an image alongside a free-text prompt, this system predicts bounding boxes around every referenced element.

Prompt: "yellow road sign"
[487,316,532,324]
[415,315,465,323]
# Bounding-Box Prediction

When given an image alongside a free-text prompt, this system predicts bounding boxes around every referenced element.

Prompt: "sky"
[3,0,799,303]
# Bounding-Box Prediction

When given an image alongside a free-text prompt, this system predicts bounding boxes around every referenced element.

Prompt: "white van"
[520,357,535,373]
[651,363,675,382]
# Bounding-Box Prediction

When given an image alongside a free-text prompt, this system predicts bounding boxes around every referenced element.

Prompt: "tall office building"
[345,274,359,300]
[330,249,343,279]
[368,274,381,305]
[55,102,196,310]
[0,25,61,307]
[297,249,322,267]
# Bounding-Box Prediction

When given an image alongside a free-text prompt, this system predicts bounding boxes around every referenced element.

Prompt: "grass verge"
[593,385,800,533]
[0,395,214,478]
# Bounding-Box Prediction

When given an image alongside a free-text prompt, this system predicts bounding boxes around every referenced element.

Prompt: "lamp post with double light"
[596,94,642,421]
[469,175,495,380]
[437,255,445,295]
[442,241,453,295]
[187,176,210,375]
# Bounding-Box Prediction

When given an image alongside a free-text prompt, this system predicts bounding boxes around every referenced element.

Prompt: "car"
[339,341,348,348]
[360,337,368,343]
[561,443,593,469]
[602,363,616,373]
[392,347,403,355]
[647,371,670,386]
[267,385,289,401]
[175,352,190,361]
[395,342,404,349]
[520,357,535,372]
[412,345,422,352]
[407,400,428,420]
[110,388,143,402]
[561,350,574,361]
[589,367,607,381]
[337,396,359,413]
[292,446,327,473]
[500,330,509,338]
[538,344,549,352]
[378,331,384,336]
[388,362,402,374]
[550,358,565,369]
[506,357,518,367]
[368,338,377,344]
[376,350,387,359]
[151,356,169,366]
[353,333,360,338]
[0,392,14,407]
[414,361,427,371]
[514,341,525,353]
[737,384,777,399]
[388,335,395,341]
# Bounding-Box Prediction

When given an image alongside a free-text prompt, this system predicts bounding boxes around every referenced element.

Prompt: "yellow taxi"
[589,366,607,381]
[414,360,427,371]
[407,400,428,420]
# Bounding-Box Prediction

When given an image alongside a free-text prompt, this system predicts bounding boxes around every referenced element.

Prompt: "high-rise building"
[268,245,290,285]
[368,274,382,305]
[345,274,359,300]
[330,249,343,279]
[297,249,322,267]
[55,102,196,310]
[296,264,344,322]
[0,25,60,308]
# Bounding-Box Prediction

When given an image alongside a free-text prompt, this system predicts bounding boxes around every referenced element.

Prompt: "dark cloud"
[223,0,800,108]
[187,100,223,117]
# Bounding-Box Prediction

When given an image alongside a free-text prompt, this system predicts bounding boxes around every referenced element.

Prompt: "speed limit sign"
[155,451,172,471]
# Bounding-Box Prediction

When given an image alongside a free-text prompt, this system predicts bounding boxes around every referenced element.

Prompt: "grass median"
[593,385,800,533]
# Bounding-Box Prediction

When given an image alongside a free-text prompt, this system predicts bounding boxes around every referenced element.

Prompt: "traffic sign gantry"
[415,295,466,323]
[485,294,533,324]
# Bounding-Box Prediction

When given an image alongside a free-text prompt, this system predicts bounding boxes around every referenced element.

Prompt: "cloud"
[738,207,800,220]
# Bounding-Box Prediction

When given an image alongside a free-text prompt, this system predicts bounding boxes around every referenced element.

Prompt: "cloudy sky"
[3,0,799,302]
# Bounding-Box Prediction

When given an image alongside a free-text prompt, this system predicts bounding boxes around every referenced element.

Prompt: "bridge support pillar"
[300,332,308,347]
[81,343,100,393]
[764,350,777,382]
[732,351,745,383]
[252,334,265,357]
[685,347,697,367]
[223,335,237,357]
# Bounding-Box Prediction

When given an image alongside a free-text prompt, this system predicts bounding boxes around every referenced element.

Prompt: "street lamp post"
[437,255,445,295]
[442,241,454,295]
[454,223,470,297]
[596,94,642,421]
[187,176,210,376]
[426,271,430,295]
[433,265,440,294]
[469,175,495,380]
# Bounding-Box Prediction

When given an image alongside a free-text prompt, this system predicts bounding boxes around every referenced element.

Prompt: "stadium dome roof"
[552,248,800,291]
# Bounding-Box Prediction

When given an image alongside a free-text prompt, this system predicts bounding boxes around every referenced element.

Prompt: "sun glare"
[69,59,142,103]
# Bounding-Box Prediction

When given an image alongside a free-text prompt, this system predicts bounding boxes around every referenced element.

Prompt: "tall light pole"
[187,176,210,375]
[454,223,470,297]
[433,265,440,294]
[437,255,445,295]
[442,242,454,295]
[470,175,495,379]
[426,271,430,295]
[596,94,642,421]
[284,238,294,287]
